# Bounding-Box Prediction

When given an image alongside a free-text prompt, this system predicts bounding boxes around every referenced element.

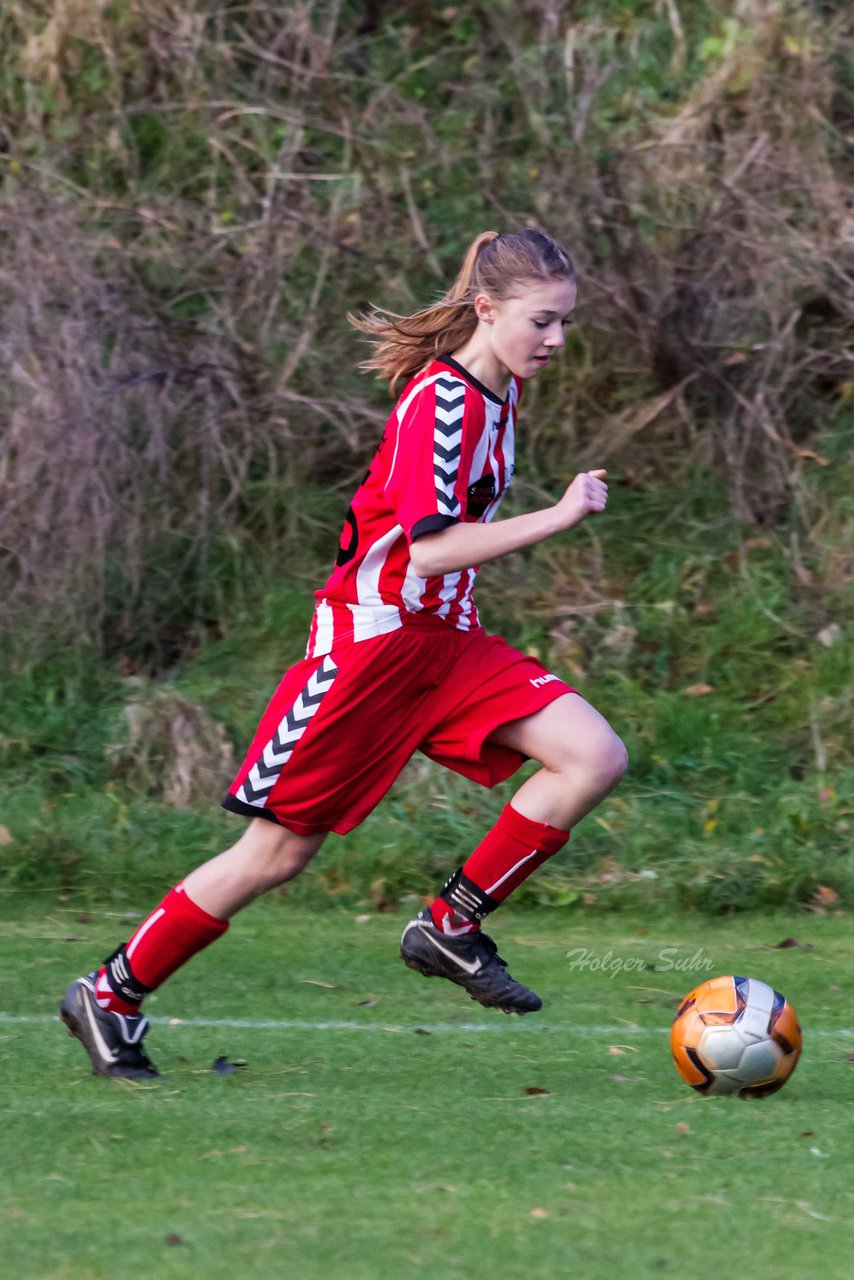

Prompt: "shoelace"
[472,932,508,970]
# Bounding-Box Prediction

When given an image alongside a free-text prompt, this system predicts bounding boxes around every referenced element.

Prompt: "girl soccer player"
[61,228,627,1078]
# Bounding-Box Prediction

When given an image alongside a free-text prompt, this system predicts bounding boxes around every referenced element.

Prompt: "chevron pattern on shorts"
[236,656,339,807]
[433,377,465,517]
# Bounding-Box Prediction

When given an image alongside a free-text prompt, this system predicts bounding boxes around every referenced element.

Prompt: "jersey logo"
[466,473,496,518]
[530,673,559,688]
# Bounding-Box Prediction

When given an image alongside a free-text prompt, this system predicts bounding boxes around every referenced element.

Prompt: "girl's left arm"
[409,469,607,578]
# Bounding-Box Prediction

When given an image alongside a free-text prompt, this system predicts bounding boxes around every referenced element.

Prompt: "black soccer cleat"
[400,909,542,1014]
[60,972,159,1079]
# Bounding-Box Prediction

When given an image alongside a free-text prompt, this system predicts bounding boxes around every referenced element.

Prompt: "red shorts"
[223,618,575,835]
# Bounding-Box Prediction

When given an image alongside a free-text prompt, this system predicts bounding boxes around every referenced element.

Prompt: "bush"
[0,1,851,659]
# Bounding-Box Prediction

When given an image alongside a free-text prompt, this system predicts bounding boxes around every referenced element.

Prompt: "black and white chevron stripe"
[237,656,339,806]
[433,377,465,517]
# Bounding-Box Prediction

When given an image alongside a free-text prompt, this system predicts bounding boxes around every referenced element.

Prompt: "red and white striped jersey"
[306,355,520,657]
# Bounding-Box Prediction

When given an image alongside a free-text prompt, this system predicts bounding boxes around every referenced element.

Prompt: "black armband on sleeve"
[411,513,459,542]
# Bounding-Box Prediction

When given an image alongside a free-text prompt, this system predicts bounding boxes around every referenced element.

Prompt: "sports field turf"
[2,901,852,1280]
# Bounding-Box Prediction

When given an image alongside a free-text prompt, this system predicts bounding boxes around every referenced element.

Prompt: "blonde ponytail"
[349,228,575,394]
[443,230,500,304]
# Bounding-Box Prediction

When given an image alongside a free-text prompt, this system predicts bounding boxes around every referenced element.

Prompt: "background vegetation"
[0,0,851,912]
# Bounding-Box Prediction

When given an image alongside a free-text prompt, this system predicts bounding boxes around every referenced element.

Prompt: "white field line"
[5,1012,663,1034]
[2,1012,852,1037]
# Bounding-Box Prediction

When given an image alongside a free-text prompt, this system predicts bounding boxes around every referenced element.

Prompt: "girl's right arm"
[409,469,608,579]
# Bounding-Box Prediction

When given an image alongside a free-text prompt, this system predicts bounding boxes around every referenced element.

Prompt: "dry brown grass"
[107,685,237,806]
[538,1,853,518]
[0,0,850,657]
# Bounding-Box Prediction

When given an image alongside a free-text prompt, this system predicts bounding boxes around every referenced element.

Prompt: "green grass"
[2,901,853,1279]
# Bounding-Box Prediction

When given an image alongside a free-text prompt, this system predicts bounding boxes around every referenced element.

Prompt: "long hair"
[349,229,576,393]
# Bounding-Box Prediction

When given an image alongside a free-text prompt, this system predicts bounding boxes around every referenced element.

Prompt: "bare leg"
[60,821,327,1078]
[489,693,628,828]
[183,818,326,919]
[399,694,627,1011]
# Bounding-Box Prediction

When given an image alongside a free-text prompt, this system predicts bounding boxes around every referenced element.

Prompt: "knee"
[599,733,629,790]
[563,728,628,792]
[266,832,312,880]
[241,820,318,886]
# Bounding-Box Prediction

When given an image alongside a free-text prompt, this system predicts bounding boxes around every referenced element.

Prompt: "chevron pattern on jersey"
[236,656,339,807]
[433,377,466,517]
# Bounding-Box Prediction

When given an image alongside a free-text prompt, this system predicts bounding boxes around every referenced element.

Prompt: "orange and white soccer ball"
[671,975,802,1098]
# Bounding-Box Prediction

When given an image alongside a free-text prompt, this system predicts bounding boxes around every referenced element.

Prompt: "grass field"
[2,900,853,1280]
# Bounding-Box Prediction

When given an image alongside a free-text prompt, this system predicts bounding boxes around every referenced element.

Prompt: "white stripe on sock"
[126,907,166,960]
[486,849,539,896]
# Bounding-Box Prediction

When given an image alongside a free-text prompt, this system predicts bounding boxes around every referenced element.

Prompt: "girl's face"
[476,278,577,381]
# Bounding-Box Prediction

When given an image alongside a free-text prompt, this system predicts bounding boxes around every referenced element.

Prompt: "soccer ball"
[670,975,802,1098]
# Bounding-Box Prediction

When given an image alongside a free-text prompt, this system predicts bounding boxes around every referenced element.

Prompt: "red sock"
[429,803,570,935]
[95,884,229,1013]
